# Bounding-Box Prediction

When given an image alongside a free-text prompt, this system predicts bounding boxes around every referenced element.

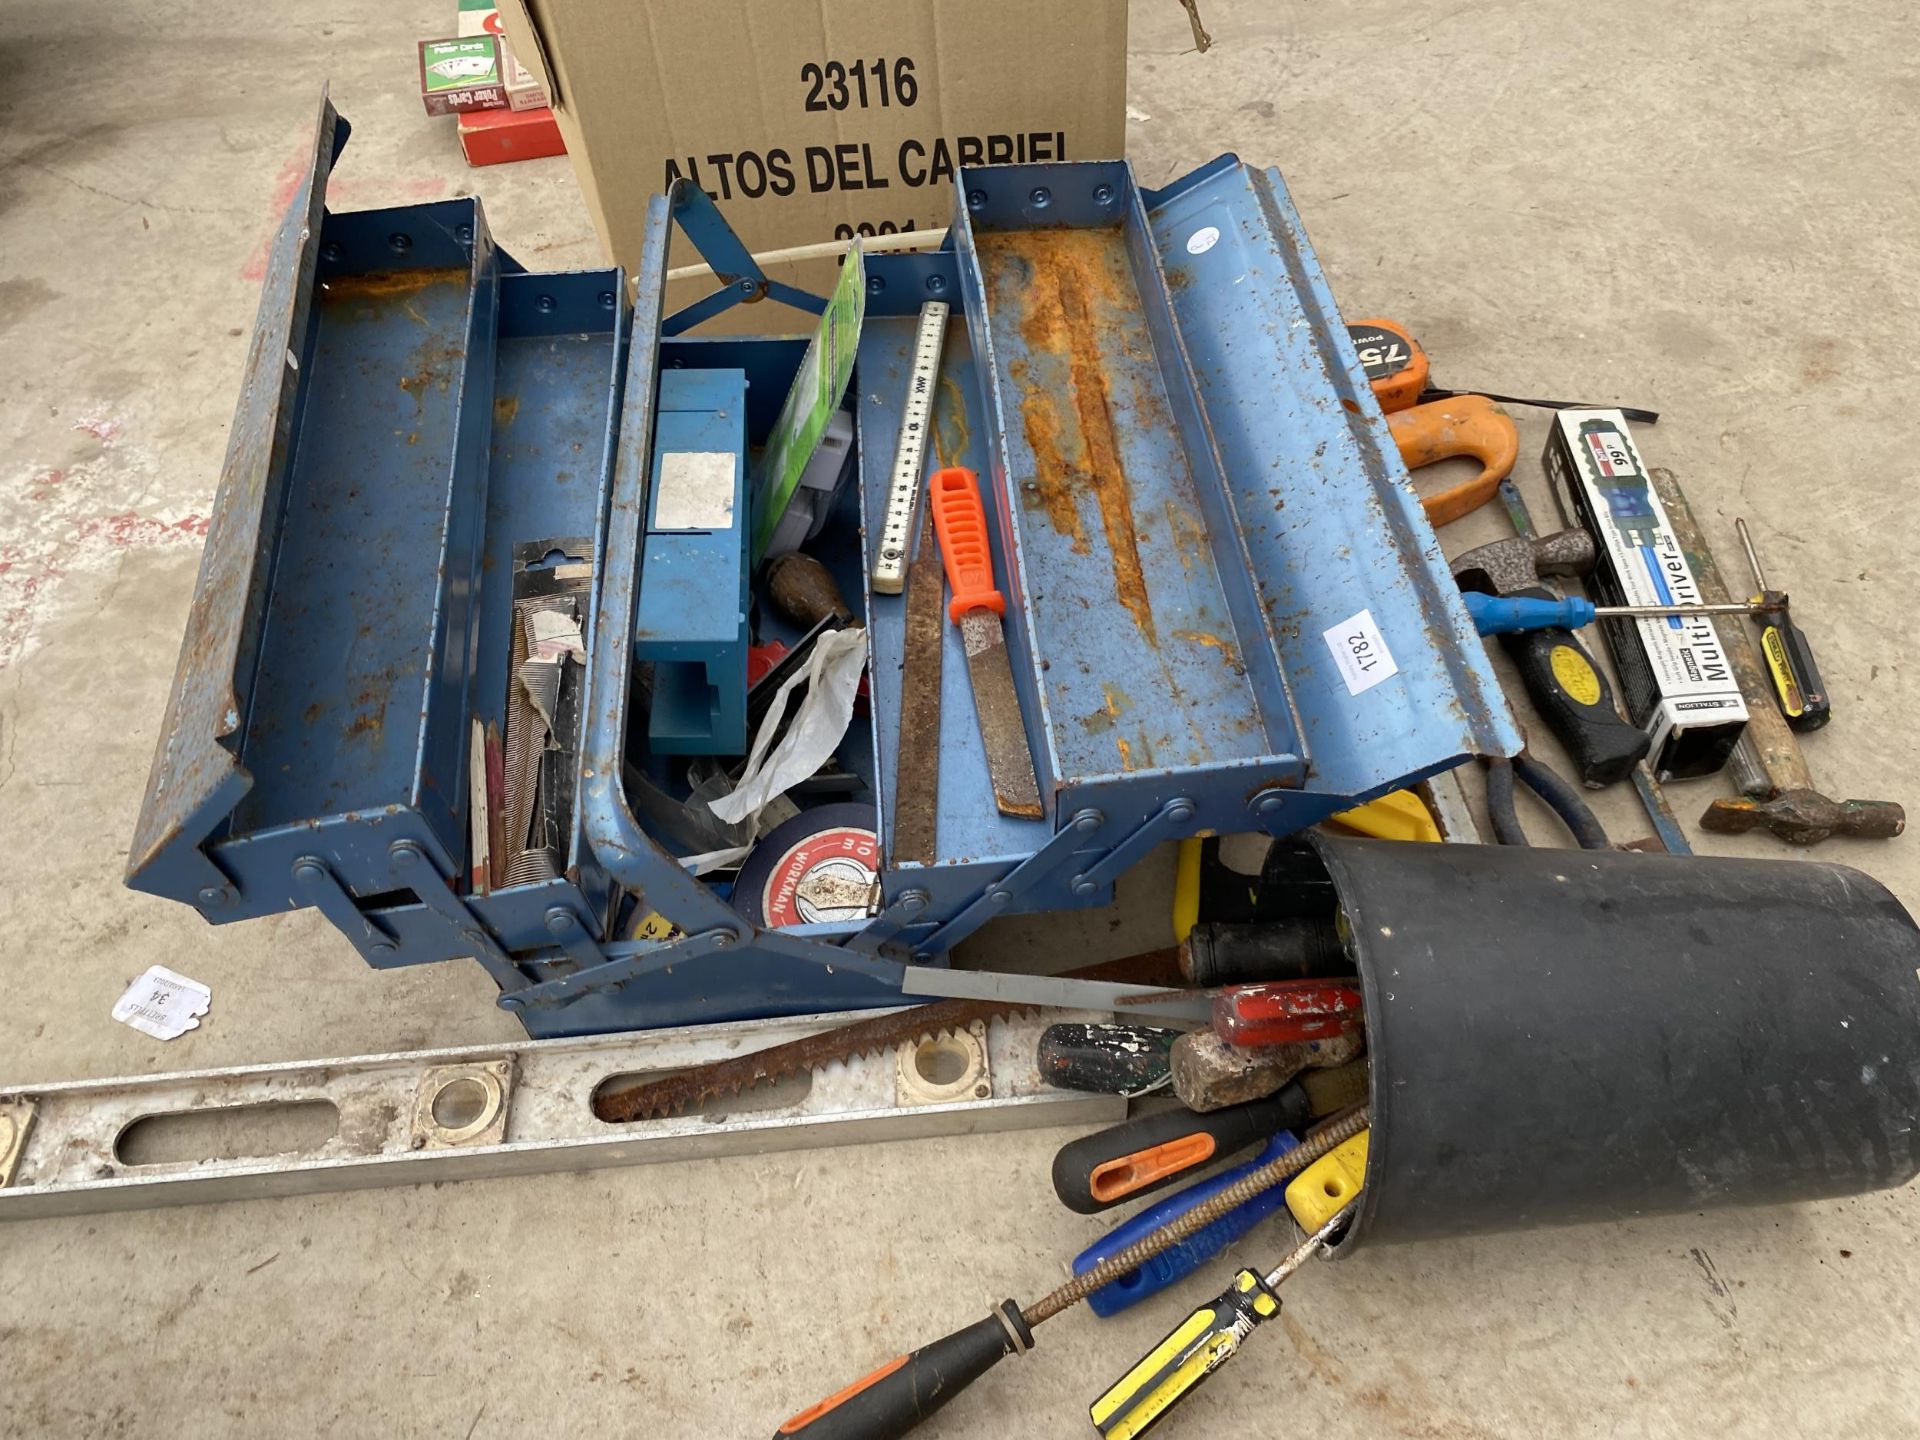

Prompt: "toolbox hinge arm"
[502,924,904,1013]
[385,840,536,993]
[1073,797,1197,894]
[908,809,1110,959]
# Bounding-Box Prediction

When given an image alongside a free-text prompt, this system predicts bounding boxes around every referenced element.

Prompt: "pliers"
[1483,748,1610,850]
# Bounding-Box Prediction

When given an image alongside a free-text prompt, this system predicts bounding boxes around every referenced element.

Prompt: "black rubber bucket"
[1306,836,1920,1248]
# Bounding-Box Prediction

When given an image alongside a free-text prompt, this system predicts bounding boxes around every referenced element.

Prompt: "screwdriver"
[1736,518,1830,732]
[1087,1207,1352,1438]
[772,1107,1369,1438]
[1463,590,1779,638]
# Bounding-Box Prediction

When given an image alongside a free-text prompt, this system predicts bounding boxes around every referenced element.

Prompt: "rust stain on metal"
[1164,499,1207,579]
[1006,358,1086,550]
[317,268,465,304]
[933,370,970,469]
[1171,629,1244,680]
[980,228,1159,645]
[493,394,520,426]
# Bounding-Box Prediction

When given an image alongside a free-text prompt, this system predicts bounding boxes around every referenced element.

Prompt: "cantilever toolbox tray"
[129,99,1518,1037]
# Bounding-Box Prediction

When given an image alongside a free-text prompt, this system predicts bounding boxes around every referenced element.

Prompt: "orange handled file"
[929,467,1005,623]
[1385,393,1518,529]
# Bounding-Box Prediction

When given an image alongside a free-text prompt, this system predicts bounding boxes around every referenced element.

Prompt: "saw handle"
[1386,394,1518,528]
[930,467,1004,623]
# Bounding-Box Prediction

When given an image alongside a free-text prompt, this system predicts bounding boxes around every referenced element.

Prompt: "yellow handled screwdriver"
[1087,1207,1353,1439]
[771,1110,1369,1439]
[1736,518,1831,732]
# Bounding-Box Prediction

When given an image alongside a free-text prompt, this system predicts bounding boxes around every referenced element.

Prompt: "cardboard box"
[458,0,551,112]
[1543,411,1749,778]
[496,0,1128,331]
[418,37,511,117]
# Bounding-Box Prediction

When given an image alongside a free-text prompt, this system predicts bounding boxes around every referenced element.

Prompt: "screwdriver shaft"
[1263,1207,1352,1288]
[1735,517,1770,593]
[1595,601,1767,620]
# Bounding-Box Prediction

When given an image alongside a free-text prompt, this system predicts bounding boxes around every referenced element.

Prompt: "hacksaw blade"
[592,947,1184,1122]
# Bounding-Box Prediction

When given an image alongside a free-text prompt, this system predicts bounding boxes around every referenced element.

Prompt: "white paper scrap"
[111,965,211,1041]
[527,609,586,662]
[677,844,755,876]
[707,627,868,828]
[1323,608,1399,696]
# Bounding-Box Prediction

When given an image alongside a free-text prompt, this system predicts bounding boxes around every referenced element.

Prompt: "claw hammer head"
[1450,529,1597,595]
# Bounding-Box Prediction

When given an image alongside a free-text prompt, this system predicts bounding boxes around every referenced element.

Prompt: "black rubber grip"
[774,1302,1029,1440]
[1498,619,1649,787]
[1038,1023,1178,1094]
[1180,920,1349,987]
[1051,1085,1312,1215]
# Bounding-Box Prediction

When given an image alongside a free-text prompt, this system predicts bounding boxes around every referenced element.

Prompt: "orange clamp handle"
[1385,393,1519,529]
[929,467,1005,624]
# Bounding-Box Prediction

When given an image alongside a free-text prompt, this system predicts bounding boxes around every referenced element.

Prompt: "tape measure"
[1346,318,1429,413]
[869,300,950,595]
[732,804,881,928]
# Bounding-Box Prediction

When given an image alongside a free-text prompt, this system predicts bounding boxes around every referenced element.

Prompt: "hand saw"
[593,948,1185,1122]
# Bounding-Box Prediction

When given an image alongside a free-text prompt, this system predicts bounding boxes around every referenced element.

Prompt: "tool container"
[1306,835,1920,1245]
[125,102,626,999]
[129,99,1520,1037]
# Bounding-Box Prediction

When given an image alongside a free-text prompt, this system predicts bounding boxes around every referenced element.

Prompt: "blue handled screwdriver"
[1463,590,1778,637]
[1073,1131,1301,1318]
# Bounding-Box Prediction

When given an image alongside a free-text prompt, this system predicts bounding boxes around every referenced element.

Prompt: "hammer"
[1451,528,1655,787]
[1648,467,1904,846]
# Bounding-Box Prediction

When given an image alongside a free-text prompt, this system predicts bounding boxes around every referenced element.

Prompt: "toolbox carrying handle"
[577,184,848,961]
[658,183,829,337]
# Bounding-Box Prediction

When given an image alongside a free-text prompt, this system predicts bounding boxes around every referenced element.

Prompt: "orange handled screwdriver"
[1051,1085,1313,1213]
[772,1108,1372,1440]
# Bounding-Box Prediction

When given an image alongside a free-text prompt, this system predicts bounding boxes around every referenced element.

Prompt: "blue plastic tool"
[633,368,751,755]
[1074,1130,1300,1317]
[1462,590,1761,637]
[1464,592,1600,635]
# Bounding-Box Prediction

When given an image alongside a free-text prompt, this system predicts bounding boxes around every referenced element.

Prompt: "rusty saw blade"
[891,499,944,865]
[593,948,1183,1122]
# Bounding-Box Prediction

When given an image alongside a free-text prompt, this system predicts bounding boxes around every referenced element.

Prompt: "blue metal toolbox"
[128,99,1518,1037]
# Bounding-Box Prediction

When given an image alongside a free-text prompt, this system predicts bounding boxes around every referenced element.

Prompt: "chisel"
[929,466,1043,819]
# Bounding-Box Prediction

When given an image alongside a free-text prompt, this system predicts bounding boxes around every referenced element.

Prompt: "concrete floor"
[3,0,1918,1434]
